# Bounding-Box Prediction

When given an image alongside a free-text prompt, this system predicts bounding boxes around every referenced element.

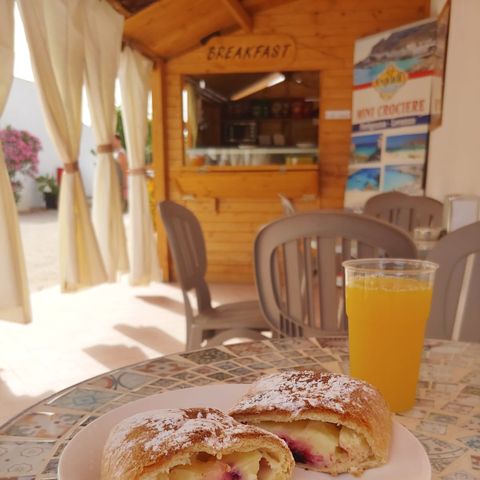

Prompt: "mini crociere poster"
[345,18,438,209]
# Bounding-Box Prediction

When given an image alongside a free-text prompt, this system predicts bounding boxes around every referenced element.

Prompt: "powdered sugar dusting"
[231,371,379,416]
[105,407,278,459]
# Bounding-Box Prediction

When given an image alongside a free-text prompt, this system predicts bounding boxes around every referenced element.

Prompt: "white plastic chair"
[159,200,270,349]
[364,192,443,233]
[278,194,296,216]
[254,211,418,337]
[426,221,480,341]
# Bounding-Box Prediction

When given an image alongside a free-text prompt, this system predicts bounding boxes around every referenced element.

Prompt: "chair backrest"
[364,192,444,232]
[254,211,417,337]
[278,194,296,216]
[426,221,480,341]
[158,200,212,314]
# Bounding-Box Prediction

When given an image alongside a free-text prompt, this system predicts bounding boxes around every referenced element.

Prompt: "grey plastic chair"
[278,194,296,216]
[254,211,417,337]
[364,191,444,232]
[159,200,270,349]
[426,221,480,341]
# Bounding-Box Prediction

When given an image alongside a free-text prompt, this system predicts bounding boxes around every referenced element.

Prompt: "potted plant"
[0,125,41,203]
[36,174,59,209]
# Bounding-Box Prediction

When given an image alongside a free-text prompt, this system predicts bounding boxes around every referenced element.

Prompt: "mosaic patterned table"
[0,337,479,479]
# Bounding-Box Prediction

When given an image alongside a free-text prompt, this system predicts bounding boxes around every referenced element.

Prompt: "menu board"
[345,18,438,209]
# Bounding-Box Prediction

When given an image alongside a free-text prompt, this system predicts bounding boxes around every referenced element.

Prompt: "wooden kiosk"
[113,0,430,283]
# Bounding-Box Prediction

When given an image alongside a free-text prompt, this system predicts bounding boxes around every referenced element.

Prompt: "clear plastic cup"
[343,258,438,412]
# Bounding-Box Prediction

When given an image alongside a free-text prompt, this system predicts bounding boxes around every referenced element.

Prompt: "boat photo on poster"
[345,17,438,209]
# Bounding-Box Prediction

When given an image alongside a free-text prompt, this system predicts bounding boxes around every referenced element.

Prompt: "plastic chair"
[159,200,270,349]
[364,192,443,232]
[426,221,480,341]
[254,211,417,337]
[278,194,296,216]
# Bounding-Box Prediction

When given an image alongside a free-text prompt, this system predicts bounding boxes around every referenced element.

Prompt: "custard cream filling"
[142,450,281,480]
[257,420,371,467]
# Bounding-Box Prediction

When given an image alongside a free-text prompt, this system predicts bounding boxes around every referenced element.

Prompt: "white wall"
[426,0,480,202]
[1,78,97,211]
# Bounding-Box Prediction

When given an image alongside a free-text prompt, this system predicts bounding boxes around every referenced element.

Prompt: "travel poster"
[384,133,428,163]
[345,18,438,209]
[346,167,380,193]
[384,164,424,193]
[430,0,451,130]
[351,134,382,164]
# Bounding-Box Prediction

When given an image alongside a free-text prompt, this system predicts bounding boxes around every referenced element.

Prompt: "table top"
[0,337,478,479]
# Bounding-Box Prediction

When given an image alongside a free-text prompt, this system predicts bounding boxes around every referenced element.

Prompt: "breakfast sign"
[204,34,296,70]
[345,18,438,209]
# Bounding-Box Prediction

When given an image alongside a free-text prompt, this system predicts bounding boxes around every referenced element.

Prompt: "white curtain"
[119,47,161,285]
[0,0,14,113]
[0,0,31,324]
[18,0,107,292]
[84,0,128,281]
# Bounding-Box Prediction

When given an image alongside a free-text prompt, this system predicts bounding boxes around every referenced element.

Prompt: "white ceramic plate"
[58,384,431,479]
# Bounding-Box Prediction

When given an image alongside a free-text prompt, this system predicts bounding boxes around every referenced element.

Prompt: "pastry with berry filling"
[100,407,294,480]
[229,370,391,476]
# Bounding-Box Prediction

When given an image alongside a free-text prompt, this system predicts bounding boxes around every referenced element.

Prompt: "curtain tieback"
[97,144,114,154]
[64,161,79,174]
[128,167,146,176]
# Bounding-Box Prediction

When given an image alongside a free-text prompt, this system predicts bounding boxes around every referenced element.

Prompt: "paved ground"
[19,209,132,292]
[18,209,59,292]
[1,210,258,426]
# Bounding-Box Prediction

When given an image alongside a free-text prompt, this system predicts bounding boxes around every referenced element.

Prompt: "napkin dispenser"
[444,194,480,231]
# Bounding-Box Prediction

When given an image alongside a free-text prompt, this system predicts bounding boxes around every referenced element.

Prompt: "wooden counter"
[175,164,318,199]
[167,165,320,283]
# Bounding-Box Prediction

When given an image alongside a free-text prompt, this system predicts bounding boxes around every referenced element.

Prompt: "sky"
[13,5,34,82]
[13,5,94,126]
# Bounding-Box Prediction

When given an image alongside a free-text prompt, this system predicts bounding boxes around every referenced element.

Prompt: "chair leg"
[187,325,204,350]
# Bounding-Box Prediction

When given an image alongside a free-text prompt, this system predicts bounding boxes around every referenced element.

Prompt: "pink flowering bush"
[0,126,41,203]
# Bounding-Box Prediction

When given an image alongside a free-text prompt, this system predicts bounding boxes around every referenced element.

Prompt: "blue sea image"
[355,145,377,156]
[386,133,427,152]
[354,59,419,86]
[384,165,422,191]
[347,168,380,191]
[352,134,381,162]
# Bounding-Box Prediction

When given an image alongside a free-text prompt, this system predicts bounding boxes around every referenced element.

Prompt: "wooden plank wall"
[155,0,430,283]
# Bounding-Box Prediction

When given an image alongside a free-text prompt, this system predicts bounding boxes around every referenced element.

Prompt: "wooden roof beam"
[220,0,253,32]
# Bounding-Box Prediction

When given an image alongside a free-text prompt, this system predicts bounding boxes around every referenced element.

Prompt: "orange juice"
[346,277,433,412]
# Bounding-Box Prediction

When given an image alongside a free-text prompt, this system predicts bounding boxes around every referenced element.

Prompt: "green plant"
[115,106,152,165]
[36,174,59,196]
[145,117,152,165]
[115,106,126,150]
